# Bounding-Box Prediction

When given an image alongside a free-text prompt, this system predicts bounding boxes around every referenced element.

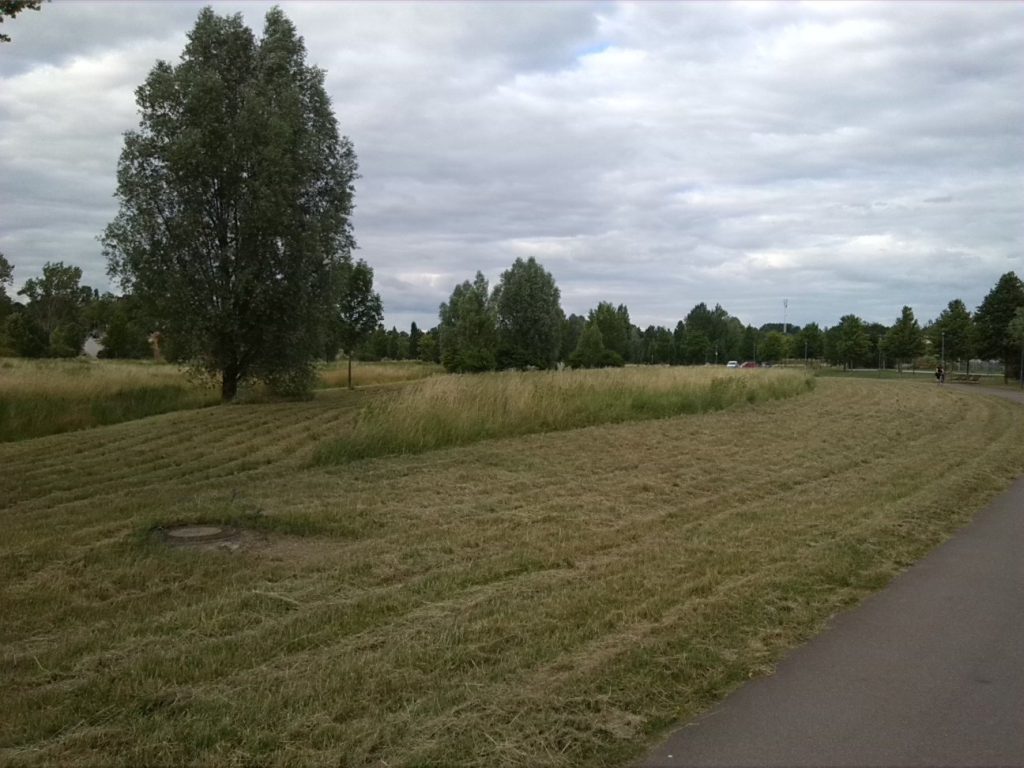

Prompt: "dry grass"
[317,359,443,389]
[317,366,814,463]
[0,358,219,442]
[0,358,442,442]
[2,379,1024,767]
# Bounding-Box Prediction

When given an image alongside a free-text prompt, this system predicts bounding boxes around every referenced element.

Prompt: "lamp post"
[941,330,945,370]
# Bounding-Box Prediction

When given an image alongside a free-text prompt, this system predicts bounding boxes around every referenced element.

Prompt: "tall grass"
[316,359,443,389]
[316,366,814,464]
[0,358,218,442]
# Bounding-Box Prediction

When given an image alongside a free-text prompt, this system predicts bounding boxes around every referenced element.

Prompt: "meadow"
[0,358,443,443]
[2,372,1024,767]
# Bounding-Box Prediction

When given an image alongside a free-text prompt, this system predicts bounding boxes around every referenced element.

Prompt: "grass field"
[0,358,219,443]
[0,358,443,443]
[3,376,1024,766]
[317,366,814,463]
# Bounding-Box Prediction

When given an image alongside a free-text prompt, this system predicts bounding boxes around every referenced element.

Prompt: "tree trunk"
[221,365,239,402]
[347,354,354,390]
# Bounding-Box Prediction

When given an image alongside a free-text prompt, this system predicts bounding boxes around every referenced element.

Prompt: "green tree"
[438,272,497,373]
[794,322,823,361]
[587,302,628,359]
[928,299,976,372]
[759,331,790,364]
[4,312,47,357]
[418,329,439,364]
[0,0,43,43]
[0,252,13,331]
[568,323,605,369]
[18,261,93,339]
[974,272,1024,381]
[883,306,925,372]
[494,257,563,369]
[103,7,357,401]
[559,313,586,362]
[1007,307,1024,388]
[408,322,422,360]
[331,259,383,388]
[832,315,870,370]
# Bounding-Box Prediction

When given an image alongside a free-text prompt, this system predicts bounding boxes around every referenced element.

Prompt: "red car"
[739,361,759,368]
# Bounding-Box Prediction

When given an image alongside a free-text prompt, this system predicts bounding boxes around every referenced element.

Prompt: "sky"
[1,1,1022,333]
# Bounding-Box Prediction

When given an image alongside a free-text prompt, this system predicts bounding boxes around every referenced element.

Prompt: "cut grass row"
[0,358,442,443]
[2,378,1024,766]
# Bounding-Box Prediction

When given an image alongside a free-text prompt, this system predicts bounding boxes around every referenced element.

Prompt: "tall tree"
[928,299,976,372]
[103,7,357,400]
[974,272,1024,381]
[883,306,925,372]
[493,257,563,369]
[331,259,383,389]
[438,272,497,373]
[408,321,422,360]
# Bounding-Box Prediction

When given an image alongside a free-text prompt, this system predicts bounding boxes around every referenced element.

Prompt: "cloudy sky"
[1,1,1022,332]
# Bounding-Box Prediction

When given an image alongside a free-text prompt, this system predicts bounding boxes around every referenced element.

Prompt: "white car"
[726,360,739,368]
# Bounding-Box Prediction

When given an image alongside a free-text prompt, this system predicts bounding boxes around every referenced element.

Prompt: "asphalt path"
[639,384,1024,767]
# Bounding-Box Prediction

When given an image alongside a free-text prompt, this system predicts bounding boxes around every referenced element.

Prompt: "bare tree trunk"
[347,354,353,390]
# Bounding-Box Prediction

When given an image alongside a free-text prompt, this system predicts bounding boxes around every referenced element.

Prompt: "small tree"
[5,312,47,357]
[760,331,790,364]
[884,306,925,372]
[928,299,976,373]
[833,315,870,370]
[331,260,383,389]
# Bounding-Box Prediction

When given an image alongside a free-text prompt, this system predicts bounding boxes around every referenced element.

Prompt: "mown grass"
[2,379,1024,767]
[0,358,443,442]
[317,366,814,464]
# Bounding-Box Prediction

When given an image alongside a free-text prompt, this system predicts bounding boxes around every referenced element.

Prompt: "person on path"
[935,365,945,384]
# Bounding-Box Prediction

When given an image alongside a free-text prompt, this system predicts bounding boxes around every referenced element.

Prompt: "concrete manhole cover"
[163,524,242,549]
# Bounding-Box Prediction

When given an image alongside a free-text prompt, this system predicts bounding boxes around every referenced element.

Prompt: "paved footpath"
[640,385,1024,767]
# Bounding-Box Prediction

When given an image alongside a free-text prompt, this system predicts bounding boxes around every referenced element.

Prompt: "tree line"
[4,250,1023,385]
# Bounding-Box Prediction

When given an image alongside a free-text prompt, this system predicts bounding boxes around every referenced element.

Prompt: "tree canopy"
[103,7,358,400]
[974,272,1024,380]
[494,257,563,369]
[438,272,497,373]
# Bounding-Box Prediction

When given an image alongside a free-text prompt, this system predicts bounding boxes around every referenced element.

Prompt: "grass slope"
[2,379,1023,767]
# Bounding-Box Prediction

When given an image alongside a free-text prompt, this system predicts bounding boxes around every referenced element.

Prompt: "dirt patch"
[160,524,249,552]
[156,524,342,562]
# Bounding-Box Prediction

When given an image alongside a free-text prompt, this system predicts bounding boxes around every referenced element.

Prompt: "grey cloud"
[2,1,1022,334]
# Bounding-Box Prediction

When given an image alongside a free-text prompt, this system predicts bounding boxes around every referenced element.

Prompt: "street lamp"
[941,331,945,370]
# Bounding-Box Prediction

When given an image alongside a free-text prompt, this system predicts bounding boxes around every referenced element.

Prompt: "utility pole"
[783,298,788,336]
